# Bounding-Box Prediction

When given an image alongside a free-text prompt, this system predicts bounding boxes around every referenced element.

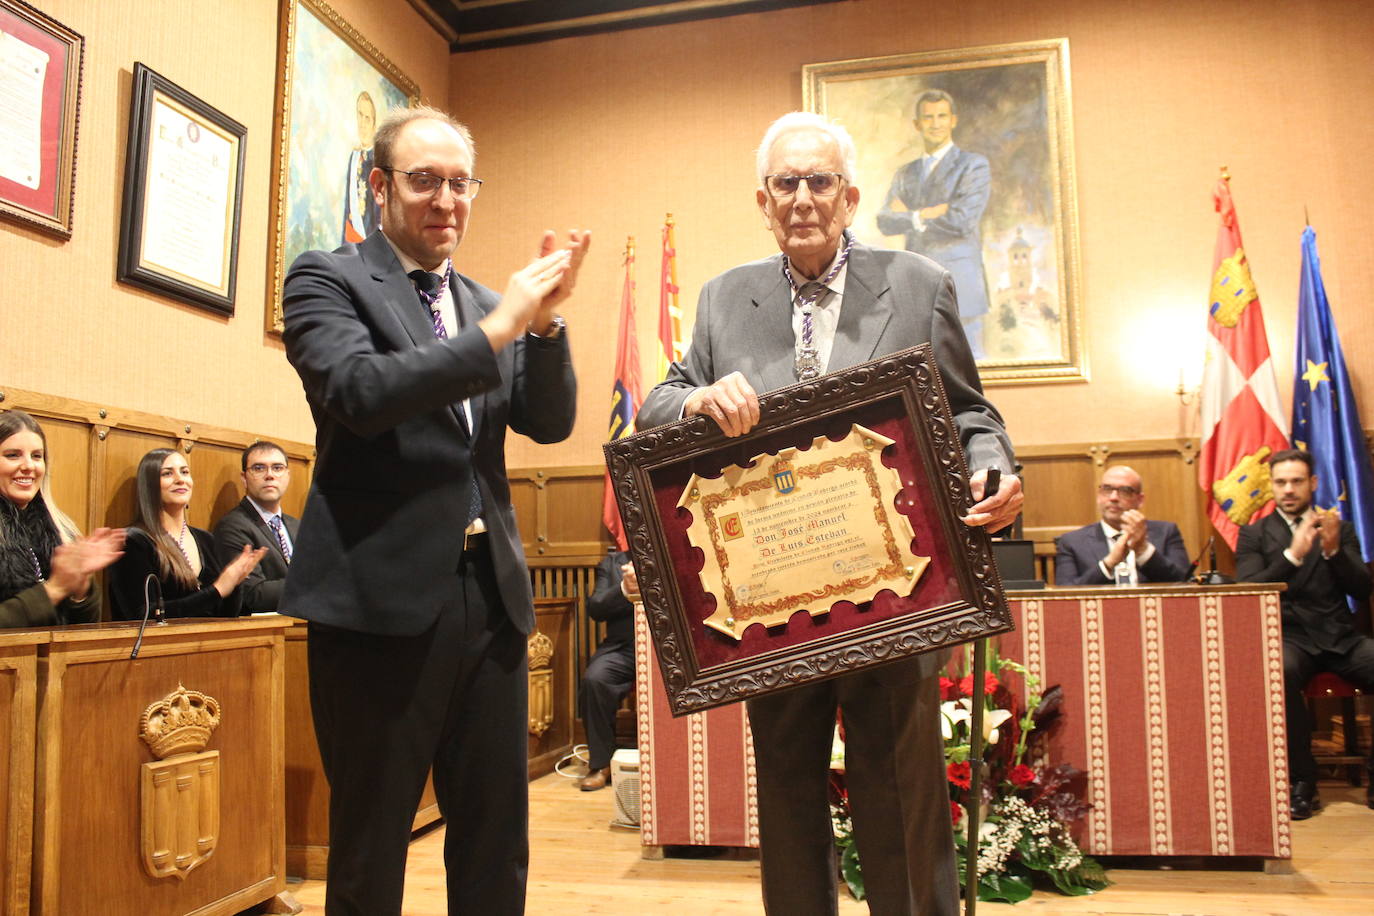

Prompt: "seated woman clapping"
[1,410,125,628]
[109,448,266,620]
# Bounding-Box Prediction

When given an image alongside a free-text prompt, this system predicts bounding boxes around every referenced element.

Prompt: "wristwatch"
[536,315,566,339]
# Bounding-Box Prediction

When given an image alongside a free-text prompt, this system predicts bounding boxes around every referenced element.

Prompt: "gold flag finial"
[665,212,675,228]
[1219,165,1230,181]
[625,236,634,260]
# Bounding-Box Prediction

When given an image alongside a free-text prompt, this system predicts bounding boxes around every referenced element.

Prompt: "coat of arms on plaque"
[139,685,222,880]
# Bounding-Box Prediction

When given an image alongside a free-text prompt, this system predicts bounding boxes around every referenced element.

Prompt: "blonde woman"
[0,410,124,628]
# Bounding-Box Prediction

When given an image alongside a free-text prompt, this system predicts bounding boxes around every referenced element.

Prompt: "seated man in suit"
[213,441,299,612]
[1055,465,1190,585]
[577,547,638,791]
[1236,448,1374,818]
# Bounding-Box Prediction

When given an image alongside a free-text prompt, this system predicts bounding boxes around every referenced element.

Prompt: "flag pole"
[964,638,987,914]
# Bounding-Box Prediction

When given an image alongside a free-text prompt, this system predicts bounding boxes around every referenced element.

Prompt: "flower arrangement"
[828,644,1108,903]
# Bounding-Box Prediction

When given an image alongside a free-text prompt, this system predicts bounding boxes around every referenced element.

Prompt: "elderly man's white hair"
[755,112,858,184]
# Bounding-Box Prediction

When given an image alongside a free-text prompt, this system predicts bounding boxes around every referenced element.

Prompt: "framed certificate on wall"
[117,63,247,315]
[0,0,84,238]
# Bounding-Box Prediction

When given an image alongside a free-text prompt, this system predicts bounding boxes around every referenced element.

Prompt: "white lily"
[946,698,1013,745]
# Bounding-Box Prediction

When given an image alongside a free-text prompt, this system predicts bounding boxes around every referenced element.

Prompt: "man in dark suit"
[639,112,1022,916]
[876,89,991,358]
[212,440,300,612]
[1236,448,1374,818]
[1055,465,1190,586]
[576,547,637,791]
[281,105,589,915]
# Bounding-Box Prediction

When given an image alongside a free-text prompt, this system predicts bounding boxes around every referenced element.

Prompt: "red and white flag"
[657,215,686,381]
[1197,174,1289,548]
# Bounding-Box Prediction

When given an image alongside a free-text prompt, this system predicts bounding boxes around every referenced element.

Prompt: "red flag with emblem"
[603,239,641,550]
[657,215,686,381]
[1197,173,1290,548]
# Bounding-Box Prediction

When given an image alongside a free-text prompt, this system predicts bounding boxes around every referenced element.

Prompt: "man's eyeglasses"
[764,172,845,199]
[1098,484,1139,498]
[382,168,483,200]
[248,463,289,476]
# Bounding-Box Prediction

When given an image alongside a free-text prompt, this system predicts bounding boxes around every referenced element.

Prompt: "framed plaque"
[0,0,83,238]
[117,63,246,315]
[606,345,1013,716]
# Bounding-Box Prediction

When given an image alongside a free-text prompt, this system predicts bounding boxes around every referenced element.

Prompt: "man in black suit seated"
[213,441,299,612]
[577,547,637,791]
[1236,448,1374,817]
[1055,465,1190,585]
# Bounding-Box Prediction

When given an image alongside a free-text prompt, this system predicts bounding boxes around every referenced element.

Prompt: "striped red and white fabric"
[634,587,1290,860]
[635,605,758,849]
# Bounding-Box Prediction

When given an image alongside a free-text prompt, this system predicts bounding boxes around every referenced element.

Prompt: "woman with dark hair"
[1,410,125,628]
[108,448,266,620]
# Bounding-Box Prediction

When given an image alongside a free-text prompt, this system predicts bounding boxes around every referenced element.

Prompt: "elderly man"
[212,440,300,612]
[876,89,992,358]
[639,111,1021,916]
[281,105,588,915]
[1054,465,1190,586]
[1236,449,1374,818]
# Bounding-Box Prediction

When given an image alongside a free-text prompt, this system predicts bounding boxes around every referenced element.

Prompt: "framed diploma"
[0,0,83,238]
[117,63,246,315]
[606,345,1013,716]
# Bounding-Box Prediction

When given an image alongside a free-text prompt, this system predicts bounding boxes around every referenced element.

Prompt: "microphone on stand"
[1186,534,1212,581]
[130,574,165,660]
[1197,534,1235,586]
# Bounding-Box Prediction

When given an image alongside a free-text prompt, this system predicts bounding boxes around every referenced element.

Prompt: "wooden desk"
[1,630,45,916]
[32,617,291,916]
[635,585,1290,860]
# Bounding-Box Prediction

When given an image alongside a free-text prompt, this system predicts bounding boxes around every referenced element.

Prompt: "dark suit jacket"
[212,497,300,612]
[875,146,991,318]
[280,230,575,637]
[1236,512,1372,654]
[587,550,633,651]
[1054,520,1190,586]
[638,239,1014,475]
[109,526,242,620]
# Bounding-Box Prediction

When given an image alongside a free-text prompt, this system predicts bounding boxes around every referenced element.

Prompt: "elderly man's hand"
[684,372,760,438]
[962,470,1022,532]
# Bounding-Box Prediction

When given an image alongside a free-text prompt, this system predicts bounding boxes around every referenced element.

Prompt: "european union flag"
[1291,226,1374,561]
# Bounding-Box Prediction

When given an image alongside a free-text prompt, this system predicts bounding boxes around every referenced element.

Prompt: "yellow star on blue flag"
[1301,359,1329,391]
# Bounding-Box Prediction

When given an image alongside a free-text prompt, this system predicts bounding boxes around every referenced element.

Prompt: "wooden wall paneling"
[0,633,45,916]
[100,428,178,531]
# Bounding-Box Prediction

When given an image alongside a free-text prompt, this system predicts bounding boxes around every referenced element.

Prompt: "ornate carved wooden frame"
[606,345,1012,716]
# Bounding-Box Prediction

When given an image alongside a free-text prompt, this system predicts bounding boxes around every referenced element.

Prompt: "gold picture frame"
[265,0,419,333]
[0,0,83,238]
[804,39,1085,385]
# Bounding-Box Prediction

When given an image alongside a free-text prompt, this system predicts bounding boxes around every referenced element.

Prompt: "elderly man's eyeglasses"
[248,463,289,476]
[764,172,845,199]
[1098,484,1139,498]
[382,168,483,200]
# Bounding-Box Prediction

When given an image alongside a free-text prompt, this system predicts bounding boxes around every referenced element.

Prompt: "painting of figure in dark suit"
[805,40,1083,383]
[267,0,416,330]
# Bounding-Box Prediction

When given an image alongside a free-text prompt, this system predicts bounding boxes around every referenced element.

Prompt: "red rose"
[940,675,959,699]
[947,761,972,789]
[959,673,1001,695]
[1008,764,1036,788]
[950,801,963,825]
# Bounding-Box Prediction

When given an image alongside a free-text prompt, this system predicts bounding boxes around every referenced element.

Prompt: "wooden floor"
[284,773,1374,915]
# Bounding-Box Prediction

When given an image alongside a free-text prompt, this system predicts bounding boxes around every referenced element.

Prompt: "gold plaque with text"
[679,424,927,640]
